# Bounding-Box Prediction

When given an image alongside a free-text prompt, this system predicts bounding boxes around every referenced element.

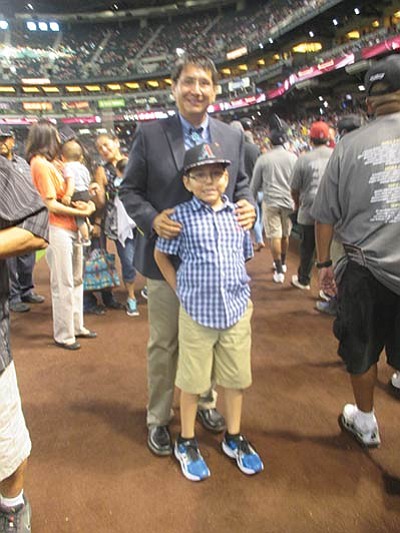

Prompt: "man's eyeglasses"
[187,169,226,182]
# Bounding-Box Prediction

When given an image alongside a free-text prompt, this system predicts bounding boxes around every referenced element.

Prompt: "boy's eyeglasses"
[187,170,226,182]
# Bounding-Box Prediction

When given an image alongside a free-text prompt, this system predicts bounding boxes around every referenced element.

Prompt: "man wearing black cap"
[251,129,297,282]
[312,54,400,447]
[120,54,255,456]
[0,127,45,313]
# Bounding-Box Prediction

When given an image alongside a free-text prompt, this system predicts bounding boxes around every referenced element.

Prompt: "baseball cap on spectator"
[337,115,362,136]
[239,117,253,131]
[59,125,77,144]
[309,121,329,141]
[0,125,14,137]
[269,129,287,146]
[183,142,231,173]
[365,54,400,96]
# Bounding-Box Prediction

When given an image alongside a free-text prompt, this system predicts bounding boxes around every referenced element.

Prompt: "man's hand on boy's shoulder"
[235,199,256,231]
[153,208,182,239]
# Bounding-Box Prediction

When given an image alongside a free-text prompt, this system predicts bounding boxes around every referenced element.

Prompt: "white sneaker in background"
[291,274,310,290]
[273,272,285,284]
[339,403,380,447]
[273,261,287,273]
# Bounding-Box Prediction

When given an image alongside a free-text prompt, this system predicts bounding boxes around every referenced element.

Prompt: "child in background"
[154,142,264,482]
[61,140,93,246]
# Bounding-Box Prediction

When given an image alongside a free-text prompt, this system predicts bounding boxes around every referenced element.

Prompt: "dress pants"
[297,224,316,286]
[146,279,217,427]
[7,253,36,304]
[46,225,85,345]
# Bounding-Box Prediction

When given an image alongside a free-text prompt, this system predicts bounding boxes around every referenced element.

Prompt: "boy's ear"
[182,175,192,193]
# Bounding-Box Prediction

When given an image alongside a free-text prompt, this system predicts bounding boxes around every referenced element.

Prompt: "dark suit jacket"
[119,114,254,279]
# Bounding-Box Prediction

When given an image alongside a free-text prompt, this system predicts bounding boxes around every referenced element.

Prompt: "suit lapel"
[163,115,185,170]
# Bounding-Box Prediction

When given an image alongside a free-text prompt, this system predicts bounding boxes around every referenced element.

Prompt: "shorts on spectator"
[263,205,293,239]
[176,301,253,394]
[334,261,400,375]
[0,362,31,482]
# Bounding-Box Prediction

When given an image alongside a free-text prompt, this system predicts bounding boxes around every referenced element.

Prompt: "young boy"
[61,140,93,246]
[154,142,263,482]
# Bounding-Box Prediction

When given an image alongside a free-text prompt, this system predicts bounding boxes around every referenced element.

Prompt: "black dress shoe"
[197,408,226,433]
[76,330,97,339]
[147,426,172,456]
[21,292,45,304]
[54,341,81,351]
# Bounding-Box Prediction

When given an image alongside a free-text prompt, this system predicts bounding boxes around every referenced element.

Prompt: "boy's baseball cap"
[0,125,14,137]
[365,54,400,96]
[184,142,231,173]
[309,121,329,141]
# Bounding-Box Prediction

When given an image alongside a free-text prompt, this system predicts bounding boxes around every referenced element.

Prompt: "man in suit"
[120,54,256,456]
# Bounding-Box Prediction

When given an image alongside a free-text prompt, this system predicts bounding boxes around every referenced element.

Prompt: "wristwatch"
[315,259,333,269]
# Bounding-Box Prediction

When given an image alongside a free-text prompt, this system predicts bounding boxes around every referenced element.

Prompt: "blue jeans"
[116,237,136,283]
[7,253,36,304]
[253,191,264,244]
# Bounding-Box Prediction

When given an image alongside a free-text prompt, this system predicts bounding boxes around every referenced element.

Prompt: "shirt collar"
[179,113,209,137]
[189,194,234,212]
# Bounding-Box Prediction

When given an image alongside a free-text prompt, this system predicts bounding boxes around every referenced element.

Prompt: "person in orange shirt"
[26,120,97,350]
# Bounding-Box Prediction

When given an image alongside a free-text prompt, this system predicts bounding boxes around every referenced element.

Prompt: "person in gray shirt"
[312,54,400,448]
[251,129,297,282]
[290,122,333,290]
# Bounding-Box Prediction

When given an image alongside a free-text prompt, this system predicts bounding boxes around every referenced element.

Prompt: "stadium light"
[354,8,360,15]
[49,22,59,32]
[38,21,48,31]
[309,31,314,37]
[26,21,37,31]
[0,20,8,30]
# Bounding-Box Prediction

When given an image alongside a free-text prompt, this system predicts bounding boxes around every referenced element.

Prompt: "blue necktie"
[189,127,204,147]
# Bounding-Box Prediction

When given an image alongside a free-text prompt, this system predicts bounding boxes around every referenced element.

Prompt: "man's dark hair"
[25,119,61,163]
[311,138,328,146]
[171,54,218,85]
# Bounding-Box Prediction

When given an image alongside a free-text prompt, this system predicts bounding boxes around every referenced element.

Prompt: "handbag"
[83,248,120,291]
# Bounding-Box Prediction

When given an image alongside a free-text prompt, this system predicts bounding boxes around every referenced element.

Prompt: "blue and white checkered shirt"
[156,195,253,329]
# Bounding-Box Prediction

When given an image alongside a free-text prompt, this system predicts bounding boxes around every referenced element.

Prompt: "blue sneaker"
[174,438,210,482]
[126,298,139,317]
[221,434,264,475]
